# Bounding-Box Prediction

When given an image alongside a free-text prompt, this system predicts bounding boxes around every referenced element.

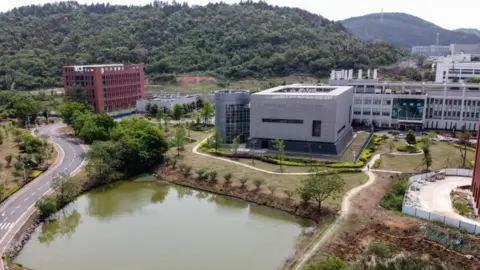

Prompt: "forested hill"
[456,28,480,37]
[0,1,406,90]
[342,13,480,48]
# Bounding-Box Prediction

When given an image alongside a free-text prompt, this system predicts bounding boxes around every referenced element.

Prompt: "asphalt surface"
[0,123,85,246]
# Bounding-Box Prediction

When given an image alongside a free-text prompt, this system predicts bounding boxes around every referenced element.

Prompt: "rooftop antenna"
[436,32,439,46]
[380,8,384,24]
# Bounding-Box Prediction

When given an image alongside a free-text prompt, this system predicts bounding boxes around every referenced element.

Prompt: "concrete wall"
[450,44,480,55]
[250,88,353,144]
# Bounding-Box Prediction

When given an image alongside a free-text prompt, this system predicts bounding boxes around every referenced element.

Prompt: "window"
[312,121,322,137]
[262,118,303,124]
[354,98,362,105]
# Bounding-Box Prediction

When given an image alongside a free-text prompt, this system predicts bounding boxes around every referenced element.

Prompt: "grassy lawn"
[339,131,370,162]
[377,138,475,172]
[148,76,321,94]
[167,129,368,208]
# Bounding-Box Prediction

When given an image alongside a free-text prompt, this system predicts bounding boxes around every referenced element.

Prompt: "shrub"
[304,256,348,270]
[373,158,381,169]
[359,149,372,162]
[36,195,58,218]
[453,202,471,216]
[5,185,20,198]
[208,171,218,183]
[253,179,264,189]
[396,145,420,153]
[267,185,276,194]
[223,172,233,183]
[284,190,294,199]
[239,177,248,187]
[327,161,364,168]
[380,177,409,211]
[30,170,43,178]
[366,242,396,259]
[195,168,207,180]
[406,130,416,144]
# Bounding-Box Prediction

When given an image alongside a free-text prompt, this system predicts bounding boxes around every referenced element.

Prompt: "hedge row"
[396,145,421,153]
[200,142,364,168]
[452,143,476,152]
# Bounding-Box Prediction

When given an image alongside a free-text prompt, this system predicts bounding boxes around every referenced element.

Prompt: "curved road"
[0,123,85,265]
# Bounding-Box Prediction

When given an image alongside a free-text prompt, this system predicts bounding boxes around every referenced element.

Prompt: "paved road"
[0,123,85,253]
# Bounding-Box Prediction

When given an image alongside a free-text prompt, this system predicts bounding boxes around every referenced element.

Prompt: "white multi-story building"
[412,45,450,57]
[435,54,480,83]
[329,69,480,131]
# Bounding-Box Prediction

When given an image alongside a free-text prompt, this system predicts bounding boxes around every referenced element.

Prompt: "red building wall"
[472,131,480,210]
[62,64,145,113]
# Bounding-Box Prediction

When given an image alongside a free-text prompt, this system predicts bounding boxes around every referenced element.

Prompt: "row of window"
[262,118,303,124]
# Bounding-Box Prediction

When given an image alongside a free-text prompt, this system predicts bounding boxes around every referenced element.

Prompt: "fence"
[402,168,479,234]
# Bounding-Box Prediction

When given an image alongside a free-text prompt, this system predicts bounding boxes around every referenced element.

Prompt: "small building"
[136,94,199,112]
[249,84,354,155]
[450,43,480,55]
[214,90,250,144]
[434,54,480,83]
[62,64,145,113]
[411,45,450,57]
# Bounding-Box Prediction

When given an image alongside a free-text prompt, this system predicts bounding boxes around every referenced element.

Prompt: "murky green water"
[15,181,313,270]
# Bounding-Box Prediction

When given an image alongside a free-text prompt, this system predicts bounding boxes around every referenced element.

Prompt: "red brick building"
[472,131,480,210]
[62,64,145,113]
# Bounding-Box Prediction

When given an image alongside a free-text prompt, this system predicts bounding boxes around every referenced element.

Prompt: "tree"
[156,110,164,127]
[174,124,187,156]
[458,132,470,168]
[172,104,184,121]
[296,173,345,211]
[59,102,93,126]
[249,139,257,166]
[51,172,81,205]
[232,135,240,159]
[422,145,432,172]
[145,103,152,114]
[200,99,214,125]
[406,130,416,144]
[36,195,58,218]
[388,141,395,154]
[0,183,4,199]
[466,77,480,83]
[272,138,285,172]
[392,130,399,140]
[212,129,223,151]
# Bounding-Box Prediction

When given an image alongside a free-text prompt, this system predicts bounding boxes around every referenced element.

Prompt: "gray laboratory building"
[214,90,250,144]
[249,84,354,155]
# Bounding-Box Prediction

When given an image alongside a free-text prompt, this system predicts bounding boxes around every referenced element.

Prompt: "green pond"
[15,181,313,270]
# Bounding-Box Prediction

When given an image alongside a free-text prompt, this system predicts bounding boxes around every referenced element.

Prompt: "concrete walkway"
[418,176,480,226]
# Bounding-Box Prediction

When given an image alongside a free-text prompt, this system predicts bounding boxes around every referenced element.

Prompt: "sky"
[0,0,479,30]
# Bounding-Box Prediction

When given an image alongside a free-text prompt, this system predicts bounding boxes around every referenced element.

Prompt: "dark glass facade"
[391,98,425,121]
[225,104,250,144]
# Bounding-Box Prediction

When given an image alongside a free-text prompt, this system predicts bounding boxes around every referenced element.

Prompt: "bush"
[239,177,248,187]
[223,172,233,183]
[380,177,409,211]
[396,144,420,153]
[195,168,207,180]
[373,158,381,169]
[359,149,372,162]
[208,171,218,182]
[5,185,20,198]
[30,170,43,178]
[304,256,348,270]
[327,161,364,168]
[366,242,396,259]
[453,202,471,216]
[253,179,264,189]
[36,195,58,218]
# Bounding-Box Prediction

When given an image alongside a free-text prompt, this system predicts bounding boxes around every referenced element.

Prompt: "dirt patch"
[176,74,217,85]
[319,172,480,269]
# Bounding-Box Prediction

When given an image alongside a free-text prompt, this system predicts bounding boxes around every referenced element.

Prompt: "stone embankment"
[4,218,41,259]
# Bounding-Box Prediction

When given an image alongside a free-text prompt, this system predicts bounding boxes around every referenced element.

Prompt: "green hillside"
[0,1,406,90]
[342,13,480,48]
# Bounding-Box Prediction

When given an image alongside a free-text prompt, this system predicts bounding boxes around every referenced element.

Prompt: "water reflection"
[17,181,313,270]
[37,209,82,245]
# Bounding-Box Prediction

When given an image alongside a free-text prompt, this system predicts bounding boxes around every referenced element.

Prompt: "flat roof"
[254,85,352,96]
[64,64,124,68]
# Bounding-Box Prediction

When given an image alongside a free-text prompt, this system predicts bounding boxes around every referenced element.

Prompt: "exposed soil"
[320,172,480,269]
[176,74,217,85]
